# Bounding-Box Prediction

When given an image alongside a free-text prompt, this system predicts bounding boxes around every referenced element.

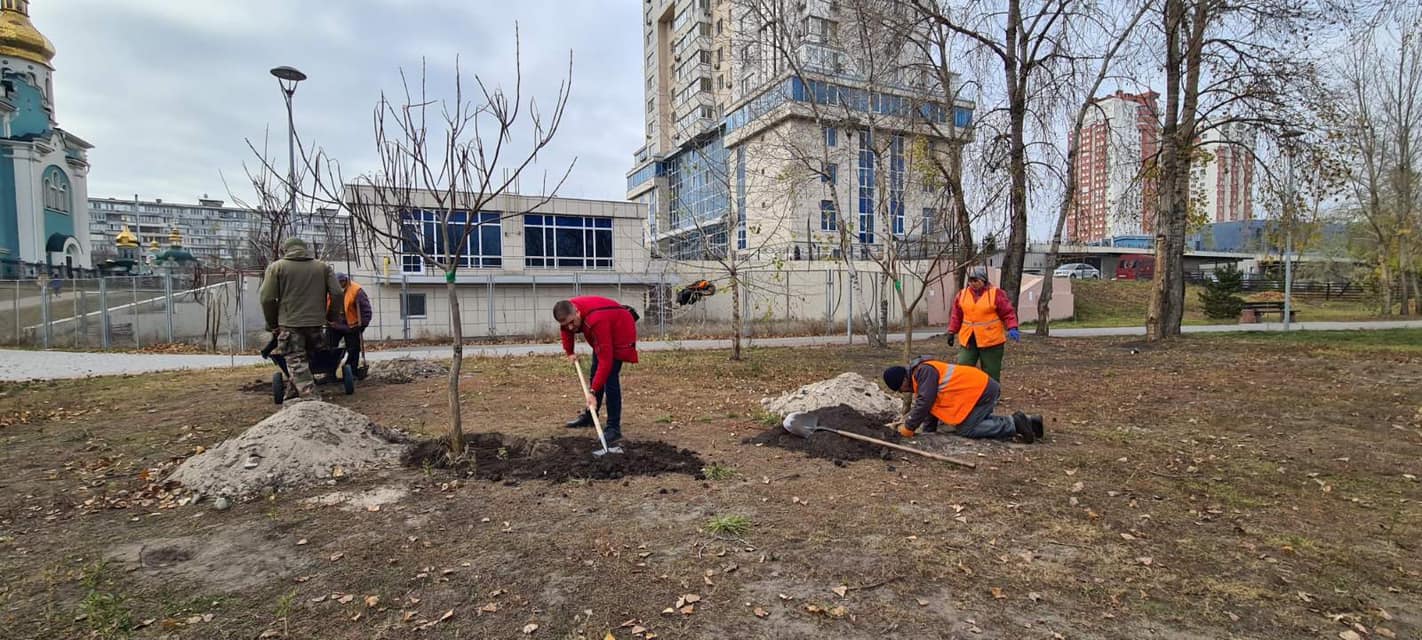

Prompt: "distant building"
[1067,90,1160,244]
[1193,122,1255,223]
[1188,220,1347,254]
[0,0,94,277]
[87,196,350,268]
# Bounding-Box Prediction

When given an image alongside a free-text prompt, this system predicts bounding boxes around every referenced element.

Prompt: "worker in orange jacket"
[947,266,1020,381]
[328,273,373,372]
[883,356,1042,442]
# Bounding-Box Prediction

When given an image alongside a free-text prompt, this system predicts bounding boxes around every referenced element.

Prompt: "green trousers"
[956,341,1005,381]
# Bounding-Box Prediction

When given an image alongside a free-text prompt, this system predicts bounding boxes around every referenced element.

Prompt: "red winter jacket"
[561,295,639,393]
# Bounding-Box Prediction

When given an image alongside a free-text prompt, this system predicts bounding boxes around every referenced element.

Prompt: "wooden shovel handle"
[572,359,611,449]
[824,428,977,469]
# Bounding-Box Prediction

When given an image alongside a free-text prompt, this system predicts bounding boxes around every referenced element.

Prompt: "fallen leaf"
[350,612,361,622]
[367,504,381,512]
[632,625,647,634]
[1376,627,1396,639]
[337,594,355,604]
[1027,592,1042,603]
[683,594,701,604]
[439,610,453,622]
[832,585,848,598]
[990,587,1006,600]
[365,595,380,608]
[753,607,769,618]
[402,611,417,622]
[523,622,539,634]
[678,605,695,615]
[329,552,344,562]
[310,595,328,603]
[480,603,498,614]
[1339,631,1362,640]
[296,538,308,546]
[916,597,929,606]
[828,605,847,618]
[1070,481,1084,493]
[1137,557,1154,566]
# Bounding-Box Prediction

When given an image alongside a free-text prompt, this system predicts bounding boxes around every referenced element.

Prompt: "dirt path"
[1,336,1419,639]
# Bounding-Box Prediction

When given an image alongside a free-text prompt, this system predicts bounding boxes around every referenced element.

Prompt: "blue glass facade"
[857,130,875,245]
[722,76,973,134]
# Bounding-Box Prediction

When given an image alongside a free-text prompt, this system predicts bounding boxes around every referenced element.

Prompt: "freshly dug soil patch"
[744,404,897,461]
[404,433,706,483]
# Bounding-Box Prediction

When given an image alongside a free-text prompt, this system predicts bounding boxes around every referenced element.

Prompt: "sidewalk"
[3,320,1420,382]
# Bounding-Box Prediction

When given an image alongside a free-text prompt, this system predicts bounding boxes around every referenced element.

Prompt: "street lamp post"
[1280,129,1303,331]
[270,65,307,244]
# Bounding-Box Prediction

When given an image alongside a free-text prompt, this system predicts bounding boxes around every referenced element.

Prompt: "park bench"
[1240,301,1298,323]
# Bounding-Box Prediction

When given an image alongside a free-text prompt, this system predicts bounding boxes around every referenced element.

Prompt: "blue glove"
[1007,328,1021,342]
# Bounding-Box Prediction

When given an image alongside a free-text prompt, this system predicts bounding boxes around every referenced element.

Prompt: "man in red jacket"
[554,296,640,446]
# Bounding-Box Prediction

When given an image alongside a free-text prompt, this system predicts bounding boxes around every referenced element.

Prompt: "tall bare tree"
[910,0,1080,310]
[318,36,573,460]
[1145,0,1342,340]
[1336,8,1422,315]
[1036,1,1151,335]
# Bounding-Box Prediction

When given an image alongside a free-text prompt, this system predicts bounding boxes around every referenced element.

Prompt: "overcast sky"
[38,0,644,205]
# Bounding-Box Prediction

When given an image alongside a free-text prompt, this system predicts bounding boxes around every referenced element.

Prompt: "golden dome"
[114,225,139,249]
[0,1,55,67]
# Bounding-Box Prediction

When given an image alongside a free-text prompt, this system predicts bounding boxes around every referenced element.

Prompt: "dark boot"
[1012,412,1036,444]
[1028,414,1044,439]
[564,410,594,429]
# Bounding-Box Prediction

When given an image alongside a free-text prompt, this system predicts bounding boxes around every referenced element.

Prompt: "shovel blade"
[592,445,625,457]
[782,412,820,438]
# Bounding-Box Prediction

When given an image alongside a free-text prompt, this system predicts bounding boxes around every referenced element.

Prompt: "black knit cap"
[883,366,908,391]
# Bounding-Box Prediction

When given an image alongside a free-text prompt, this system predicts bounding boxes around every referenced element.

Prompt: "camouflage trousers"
[272,326,325,400]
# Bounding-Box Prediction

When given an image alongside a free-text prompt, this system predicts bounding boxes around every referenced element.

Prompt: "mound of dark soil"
[744,404,898,462]
[403,433,705,483]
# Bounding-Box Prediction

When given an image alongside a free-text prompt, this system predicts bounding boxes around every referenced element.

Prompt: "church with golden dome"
[0,0,92,278]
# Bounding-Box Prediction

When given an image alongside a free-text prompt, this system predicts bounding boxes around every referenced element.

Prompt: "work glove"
[947,333,957,348]
[1008,328,1021,342]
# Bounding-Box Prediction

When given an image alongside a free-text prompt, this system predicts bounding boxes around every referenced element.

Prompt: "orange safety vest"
[329,281,363,328]
[909,358,990,427]
[956,286,1006,348]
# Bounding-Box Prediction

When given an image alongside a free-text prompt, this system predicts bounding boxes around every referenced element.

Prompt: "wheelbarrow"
[781,412,976,470]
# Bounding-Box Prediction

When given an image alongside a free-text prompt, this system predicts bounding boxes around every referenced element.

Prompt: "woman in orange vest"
[883,357,1042,441]
[947,266,1020,381]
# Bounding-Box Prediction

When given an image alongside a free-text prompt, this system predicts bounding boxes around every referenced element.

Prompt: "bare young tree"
[224,129,348,269]
[726,0,983,355]
[323,35,573,460]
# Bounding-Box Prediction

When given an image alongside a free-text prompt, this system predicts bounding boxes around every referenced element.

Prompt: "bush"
[1199,266,1246,319]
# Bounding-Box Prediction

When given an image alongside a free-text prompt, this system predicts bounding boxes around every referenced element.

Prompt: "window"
[524,215,614,269]
[824,126,837,147]
[401,292,427,318]
[923,208,939,235]
[820,200,837,231]
[647,97,655,113]
[716,19,723,34]
[890,134,905,236]
[822,162,837,184]
[736,147,747,250]
[699,77,713,92]
[399,210,502,273]
[858,130,875,244]
[42,166,71,214]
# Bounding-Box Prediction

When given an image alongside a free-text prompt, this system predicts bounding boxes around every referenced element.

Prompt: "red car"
[1116,257,1155,280]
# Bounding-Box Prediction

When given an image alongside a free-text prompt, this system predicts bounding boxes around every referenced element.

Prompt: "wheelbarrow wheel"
[342,363,356,395]
[272,372,285,405]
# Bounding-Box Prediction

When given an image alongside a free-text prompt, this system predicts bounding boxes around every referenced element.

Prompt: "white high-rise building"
[627,0,976,260]
[1068,90,1159,244]
[1193,122,1255,223]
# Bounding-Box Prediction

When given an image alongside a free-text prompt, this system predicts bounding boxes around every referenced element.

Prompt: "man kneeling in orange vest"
[883,356,1042,443]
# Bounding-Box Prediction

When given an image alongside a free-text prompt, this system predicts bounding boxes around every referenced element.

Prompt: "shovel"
[782,412,976,470]
[573,358,623,457]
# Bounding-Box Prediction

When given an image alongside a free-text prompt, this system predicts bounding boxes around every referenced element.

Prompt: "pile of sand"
[167,401,408,500]
[761,372,902,423]
[369,358,448,384]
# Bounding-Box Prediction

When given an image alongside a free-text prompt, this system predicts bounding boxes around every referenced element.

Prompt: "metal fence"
[0,264,939,353]
[0,272,263,352]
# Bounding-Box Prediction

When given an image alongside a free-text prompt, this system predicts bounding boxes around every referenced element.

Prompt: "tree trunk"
[948,140,973,296]
[999,0,1029,309]
[445,276,467,459]
[878,273,890,348]
[1148,0,1198,341]
[730,274,742,361]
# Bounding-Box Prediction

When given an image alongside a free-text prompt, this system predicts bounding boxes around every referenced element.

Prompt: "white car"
[1053,263,1101,279]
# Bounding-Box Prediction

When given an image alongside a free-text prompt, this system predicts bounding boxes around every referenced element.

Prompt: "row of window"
[722,76,974,134]
[398,212,616,274]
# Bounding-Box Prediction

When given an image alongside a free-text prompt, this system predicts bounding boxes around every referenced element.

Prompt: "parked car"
[1115,257,1155,280]
[1054,263,1102,279]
